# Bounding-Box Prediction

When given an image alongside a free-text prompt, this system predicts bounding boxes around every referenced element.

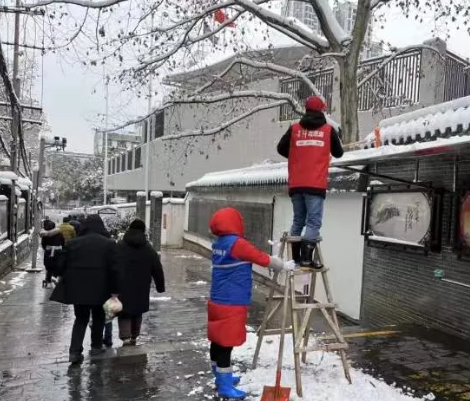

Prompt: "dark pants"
[70,305,105,355]
[210,342,233,368]
[118,314,142,340]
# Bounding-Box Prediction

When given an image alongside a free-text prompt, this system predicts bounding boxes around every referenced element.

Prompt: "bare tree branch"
[161,100,288,141]
[195,56,323,98]
[25,0,127,9]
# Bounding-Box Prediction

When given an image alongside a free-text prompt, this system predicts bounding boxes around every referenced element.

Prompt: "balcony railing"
[444,51,470,102]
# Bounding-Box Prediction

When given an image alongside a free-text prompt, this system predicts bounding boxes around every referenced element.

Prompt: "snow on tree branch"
[309,0,350,48]
[233,0,330,51]
[195,57,323,98]
[160,100,288,141]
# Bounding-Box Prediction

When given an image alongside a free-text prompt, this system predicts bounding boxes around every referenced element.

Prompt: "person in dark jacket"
[53,214,120,364]
[41,220,65,287]
[68,215,81,236]
[117,219,165,346]
[277,96,344,267]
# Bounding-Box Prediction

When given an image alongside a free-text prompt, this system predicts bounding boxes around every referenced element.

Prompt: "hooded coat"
[207,207,272,347]
[53,215,120,306]
[116,228,165,316]
[277,110,344,197]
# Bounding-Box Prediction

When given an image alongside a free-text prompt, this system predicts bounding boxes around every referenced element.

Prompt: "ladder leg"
[253,232,288,369]
[252,271,280,369]
[321,263,352,383]
[301,272,316,363]
[289,271,303,397]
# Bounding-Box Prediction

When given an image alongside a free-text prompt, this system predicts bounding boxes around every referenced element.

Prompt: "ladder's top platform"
[285,235,323,243]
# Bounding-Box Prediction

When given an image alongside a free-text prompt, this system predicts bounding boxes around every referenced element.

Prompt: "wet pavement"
[1,249,470,400]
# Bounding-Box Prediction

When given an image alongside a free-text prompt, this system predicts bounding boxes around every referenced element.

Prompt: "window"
[135,147,142,168]
[108,160,111,175]
[17,198,26,235]
[121,154,126,172]
[117,156,121,173]
[111,158,116,174]
[127,150,133,170]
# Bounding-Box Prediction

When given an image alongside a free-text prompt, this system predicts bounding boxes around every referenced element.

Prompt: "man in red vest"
[277,96,344,267]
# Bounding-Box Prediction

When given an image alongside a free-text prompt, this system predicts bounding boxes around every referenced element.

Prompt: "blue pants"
[290,193,324,241]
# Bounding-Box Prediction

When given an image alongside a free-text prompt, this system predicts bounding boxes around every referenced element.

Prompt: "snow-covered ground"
[191,332,435,401]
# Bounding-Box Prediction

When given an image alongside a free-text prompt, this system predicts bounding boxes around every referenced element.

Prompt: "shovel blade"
[260,385,291,401]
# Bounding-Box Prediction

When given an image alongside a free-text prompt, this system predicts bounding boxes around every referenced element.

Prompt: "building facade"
[106,40,470,199]
[94,129,142,157]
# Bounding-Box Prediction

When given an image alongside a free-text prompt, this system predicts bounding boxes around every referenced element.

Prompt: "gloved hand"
[283,260,296,271]
[269,257,296,273]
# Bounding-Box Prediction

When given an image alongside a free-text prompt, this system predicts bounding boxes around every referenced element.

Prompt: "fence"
[279,68,334,121]
[357,49,422,110]
[444,51,470,102]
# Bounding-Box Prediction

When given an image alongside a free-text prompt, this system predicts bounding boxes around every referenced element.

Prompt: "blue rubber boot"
[211,362,241,387]
[217,369,246,400]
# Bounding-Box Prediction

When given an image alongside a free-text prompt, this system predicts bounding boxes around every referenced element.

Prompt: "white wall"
[185,188,365,320]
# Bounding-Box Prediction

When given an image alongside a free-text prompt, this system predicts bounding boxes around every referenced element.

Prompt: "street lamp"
[28,135,67,272]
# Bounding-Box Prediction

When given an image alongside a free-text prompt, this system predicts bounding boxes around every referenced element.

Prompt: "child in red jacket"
[208,207,294,399]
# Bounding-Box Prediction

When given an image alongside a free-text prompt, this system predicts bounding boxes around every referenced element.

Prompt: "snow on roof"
[162,198,185,205]
[0,171,18,181]
[364,95,470,147]
[333,134,470,167]
[186,161,364,190]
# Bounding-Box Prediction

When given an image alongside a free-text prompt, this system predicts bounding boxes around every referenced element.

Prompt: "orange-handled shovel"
[260,270,291,401]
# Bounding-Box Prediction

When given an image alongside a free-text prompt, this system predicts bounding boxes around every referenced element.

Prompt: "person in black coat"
[53,214,120,364]
[41,220,65,287]
[117,219,165,346]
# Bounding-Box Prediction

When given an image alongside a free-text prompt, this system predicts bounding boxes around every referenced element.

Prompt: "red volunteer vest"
[288,123,332,189]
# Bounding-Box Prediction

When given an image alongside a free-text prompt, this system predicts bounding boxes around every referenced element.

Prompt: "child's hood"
[209,207,245,237]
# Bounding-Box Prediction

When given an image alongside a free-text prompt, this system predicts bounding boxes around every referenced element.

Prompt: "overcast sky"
[8,1,470,154]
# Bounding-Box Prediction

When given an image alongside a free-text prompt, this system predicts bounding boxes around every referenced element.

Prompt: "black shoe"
[89,347,106,356]
[300,240,317,268]
[69,353,84,364]
[291,242,301,265]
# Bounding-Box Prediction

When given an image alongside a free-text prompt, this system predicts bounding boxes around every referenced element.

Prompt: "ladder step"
[285,236,323,243]
[271,294,310,300]
[293,302,337,310]
[296,342,349,353]
[258,328,293,336]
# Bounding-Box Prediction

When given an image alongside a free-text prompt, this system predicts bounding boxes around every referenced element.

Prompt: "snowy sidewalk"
[0,249,469,400]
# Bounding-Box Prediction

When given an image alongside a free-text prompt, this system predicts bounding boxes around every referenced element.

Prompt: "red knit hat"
[305,96,327,112]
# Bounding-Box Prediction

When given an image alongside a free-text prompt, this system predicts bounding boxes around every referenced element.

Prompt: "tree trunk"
[338,57,360,145]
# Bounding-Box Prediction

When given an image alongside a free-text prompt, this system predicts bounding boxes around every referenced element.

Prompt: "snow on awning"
[186,162,366,193]
[332,135,470,167]
[364,95,470,148]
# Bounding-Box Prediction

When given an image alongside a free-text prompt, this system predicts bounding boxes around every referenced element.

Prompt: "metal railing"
[444,51,470,102]
[357,49,422,110]
[279,68,334,121]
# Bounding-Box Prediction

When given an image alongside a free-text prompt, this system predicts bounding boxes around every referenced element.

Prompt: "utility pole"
[103,75,109,205]
[144,12,155,201]
[29,136,45,271]
[8,0,22,259]
[30,137,66,271]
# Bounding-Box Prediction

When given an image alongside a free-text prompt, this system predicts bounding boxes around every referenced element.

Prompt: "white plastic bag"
[103,296,123,323]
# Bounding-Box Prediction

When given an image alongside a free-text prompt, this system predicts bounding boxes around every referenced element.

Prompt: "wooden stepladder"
[252,233,352,397]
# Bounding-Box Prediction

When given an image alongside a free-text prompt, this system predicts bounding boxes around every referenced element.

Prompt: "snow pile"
[0,171,18,181]
[364,96,470,147]
[162,198,185,205]
[175,254,204,260]
[230,333,432,401]
[136,191,147,197]
[150,296,172,302]
[150,191,163,198]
